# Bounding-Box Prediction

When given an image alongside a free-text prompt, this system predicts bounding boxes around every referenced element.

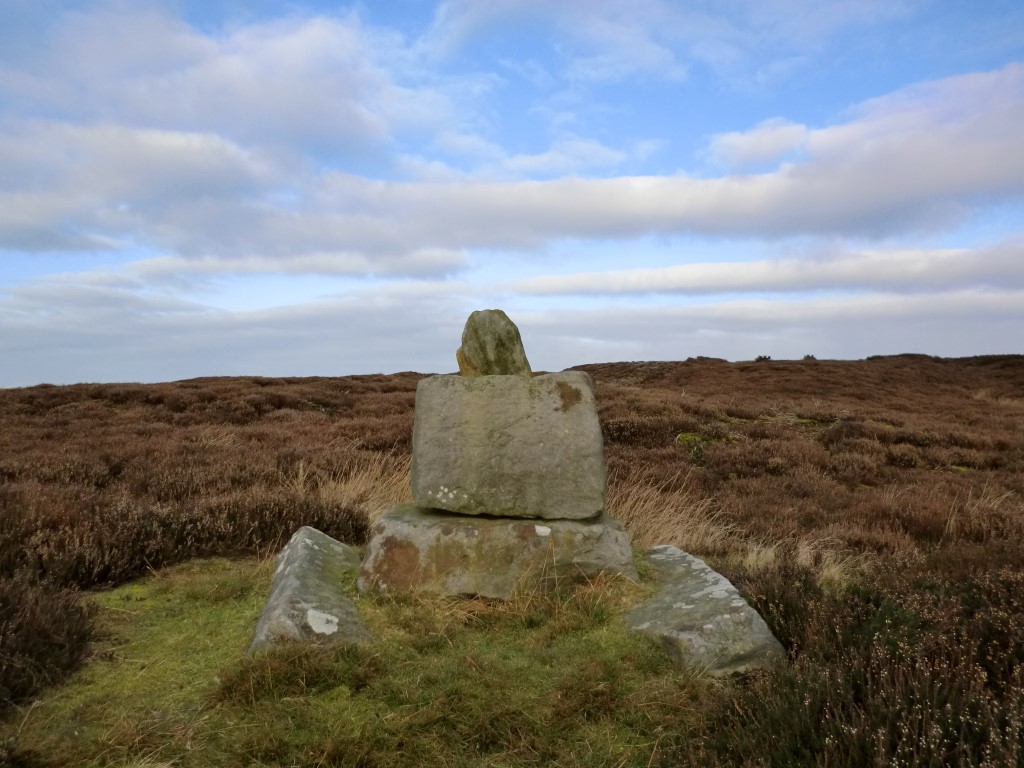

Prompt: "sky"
[1,0,1023,386]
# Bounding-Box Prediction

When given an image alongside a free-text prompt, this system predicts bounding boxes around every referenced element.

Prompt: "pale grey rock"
[625,545,784,676]
[358,504,637,599]
[249,526,371,653]
[456,308,532,376]
[411,371,605,520]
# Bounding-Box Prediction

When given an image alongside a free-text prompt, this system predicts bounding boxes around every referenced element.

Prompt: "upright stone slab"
[411,370,605,520]
[625,545,785,676]
[456,309,532,376]
[249,526,371,654]
[359,504,637,599]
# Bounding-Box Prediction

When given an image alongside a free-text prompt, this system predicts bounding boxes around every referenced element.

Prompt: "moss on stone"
[556,380,582,411]
[456,309,532,377]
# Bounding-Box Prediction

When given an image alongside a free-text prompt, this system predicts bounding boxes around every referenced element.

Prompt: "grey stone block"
[625,545,785,676]
[249,526,371,653]
[411,371,606,520]
[358,504,637,599]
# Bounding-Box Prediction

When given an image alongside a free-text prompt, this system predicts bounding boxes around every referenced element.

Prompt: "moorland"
[1,354,1022,766]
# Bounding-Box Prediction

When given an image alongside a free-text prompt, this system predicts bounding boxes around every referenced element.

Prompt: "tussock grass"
[311,450,412,523]
[608,471,736,555]
[278,449,412,523]
[726,536,872,594]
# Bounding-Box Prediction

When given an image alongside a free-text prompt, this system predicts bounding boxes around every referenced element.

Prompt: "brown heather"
[2,355,1024,766]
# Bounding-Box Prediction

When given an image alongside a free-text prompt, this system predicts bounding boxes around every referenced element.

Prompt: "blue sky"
[1,0,1023,386]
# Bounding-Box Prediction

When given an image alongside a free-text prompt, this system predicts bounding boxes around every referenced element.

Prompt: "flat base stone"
[411,371,606,520]
[358,504,638,599]
[249,526,371,654]
[625,545,785,676]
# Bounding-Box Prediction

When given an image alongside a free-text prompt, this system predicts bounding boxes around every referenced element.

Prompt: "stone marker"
[358,307,635,600]
[456,309,532,377]
[358,504,638,599]
[411,371,605,520]
[625,545,784,676]
[249,526,371,654]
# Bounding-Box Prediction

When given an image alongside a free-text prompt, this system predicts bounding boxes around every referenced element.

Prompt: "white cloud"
[0,276,473,385]
[2,276,207,324]
[130,248,468,278]
[0,8,455,151]
[424,0,690,82]
[304,63,1024,246]
[505,241,1024,295]
[424,0,909,84]
[501,137,628,176]
[707,118,809,169]
[15,121,271,199]
[3,272,1021,386]
[742,0,911,50]
[434,130,507,160]
[2,63,1022,266]
[499,57,557,89]
[432,130,639,179]
[518,289,1024,368]
[563,8,688,83]
[0,119,275,252]
[422,0,544,58]
[528,292,1020,346]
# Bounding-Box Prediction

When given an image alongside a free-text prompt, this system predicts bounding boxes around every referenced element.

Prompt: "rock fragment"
[456,309,532,376]
[625,545,785,676]
[249,526,370,653]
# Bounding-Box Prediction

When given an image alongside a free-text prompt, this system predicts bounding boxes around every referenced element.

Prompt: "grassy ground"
[9,557,705,767]
[2,356,1023,765]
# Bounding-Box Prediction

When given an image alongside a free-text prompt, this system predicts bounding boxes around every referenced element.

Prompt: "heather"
[1,355,1023,766]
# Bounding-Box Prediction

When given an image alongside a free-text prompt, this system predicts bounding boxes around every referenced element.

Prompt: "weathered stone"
[411,371,605,520]
[358,504,637,599]
[625,545,784,676]
[456,309,532,376]
[249,526,371,654]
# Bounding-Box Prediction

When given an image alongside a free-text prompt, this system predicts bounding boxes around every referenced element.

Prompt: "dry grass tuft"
[608,471,736,556]
[314,451,412,523]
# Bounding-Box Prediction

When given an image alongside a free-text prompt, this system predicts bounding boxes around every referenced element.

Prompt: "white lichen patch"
[430,485,459,504]
[306,608,340,636]
[534,525,552,537]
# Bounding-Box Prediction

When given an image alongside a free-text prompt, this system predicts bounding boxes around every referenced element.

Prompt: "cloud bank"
[0,2,1021,385]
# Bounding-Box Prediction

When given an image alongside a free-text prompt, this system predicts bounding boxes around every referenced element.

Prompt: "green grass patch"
[3,558,274,767]
[4,558,708,767]
[675,432,710,465]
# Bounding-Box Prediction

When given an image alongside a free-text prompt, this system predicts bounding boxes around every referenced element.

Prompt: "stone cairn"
[250,309,785,676]
[358,309,638,599]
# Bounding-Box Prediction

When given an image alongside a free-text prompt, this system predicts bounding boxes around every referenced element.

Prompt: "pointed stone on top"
[456,309,532,377]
